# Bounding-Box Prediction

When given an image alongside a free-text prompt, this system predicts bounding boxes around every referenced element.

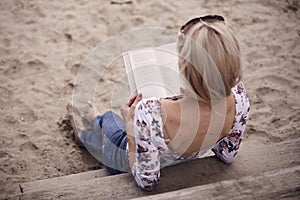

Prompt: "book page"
[122,52,137,96]
[128,48,156,69]
[123,43,184,98]
[128,49,166,98]
[132,64,167,98]
[155,45,184,97]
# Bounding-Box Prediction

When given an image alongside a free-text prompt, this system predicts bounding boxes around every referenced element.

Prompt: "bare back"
[160,93,236,157]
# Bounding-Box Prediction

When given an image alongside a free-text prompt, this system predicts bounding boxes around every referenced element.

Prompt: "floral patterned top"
[130,82,250,189]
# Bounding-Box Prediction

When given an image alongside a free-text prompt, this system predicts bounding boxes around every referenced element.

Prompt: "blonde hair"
[177,19,242,105]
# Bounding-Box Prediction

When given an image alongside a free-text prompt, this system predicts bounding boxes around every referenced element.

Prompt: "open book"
[122,43,184,98]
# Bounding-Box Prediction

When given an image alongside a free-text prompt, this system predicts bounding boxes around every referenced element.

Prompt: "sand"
[0,0,299,199]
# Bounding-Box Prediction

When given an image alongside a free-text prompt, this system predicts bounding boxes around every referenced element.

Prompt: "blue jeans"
[80,111,130,174]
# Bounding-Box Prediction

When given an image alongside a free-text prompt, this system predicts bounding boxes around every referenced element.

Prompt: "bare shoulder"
[160,98,181,122]
[160,98,180,110]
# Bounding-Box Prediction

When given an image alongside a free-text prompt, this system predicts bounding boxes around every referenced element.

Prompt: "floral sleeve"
[212,82,250,164]
[212,110,249,164]
[131,99,162,189]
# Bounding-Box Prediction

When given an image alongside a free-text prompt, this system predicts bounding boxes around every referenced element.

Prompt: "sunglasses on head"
[180,15,225,33]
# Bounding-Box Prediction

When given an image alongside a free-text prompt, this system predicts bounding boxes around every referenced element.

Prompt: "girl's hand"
[120,93,143,137]
[121,93,142,168]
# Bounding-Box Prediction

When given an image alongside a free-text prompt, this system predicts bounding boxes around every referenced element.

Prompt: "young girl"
[67,15,250,190]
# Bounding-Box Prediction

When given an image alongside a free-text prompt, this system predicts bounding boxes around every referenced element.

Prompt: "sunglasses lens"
[180,18,199,31]
[201,15,225,22]
[181,15,224,32]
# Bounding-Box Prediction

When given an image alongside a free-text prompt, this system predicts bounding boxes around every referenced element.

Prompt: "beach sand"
[0,0,299,199]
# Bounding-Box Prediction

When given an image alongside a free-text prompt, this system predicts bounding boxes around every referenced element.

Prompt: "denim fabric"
[80,111,129,174]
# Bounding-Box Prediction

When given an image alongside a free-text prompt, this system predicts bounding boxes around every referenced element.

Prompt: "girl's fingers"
[127,94,138,106]
[123,93,143,120]
[180,87,185,94]
[131,93,142,109]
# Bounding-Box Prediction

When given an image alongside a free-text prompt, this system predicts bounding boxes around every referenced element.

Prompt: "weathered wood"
[132,165,300,200]
[19,168,109,194]
[19,138,300,200]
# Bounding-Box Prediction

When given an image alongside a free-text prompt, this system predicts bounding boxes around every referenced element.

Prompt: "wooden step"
[19,138,300,200]
[19,168,109,194]
[132,165,300,200]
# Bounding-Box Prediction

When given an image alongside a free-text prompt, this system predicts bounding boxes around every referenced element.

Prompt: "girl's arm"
[120,94,142,168]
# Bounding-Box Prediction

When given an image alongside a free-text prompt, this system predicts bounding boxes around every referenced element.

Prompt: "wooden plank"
[132,165,300,200]
[19,138,300,200]
[19,168,109,194]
